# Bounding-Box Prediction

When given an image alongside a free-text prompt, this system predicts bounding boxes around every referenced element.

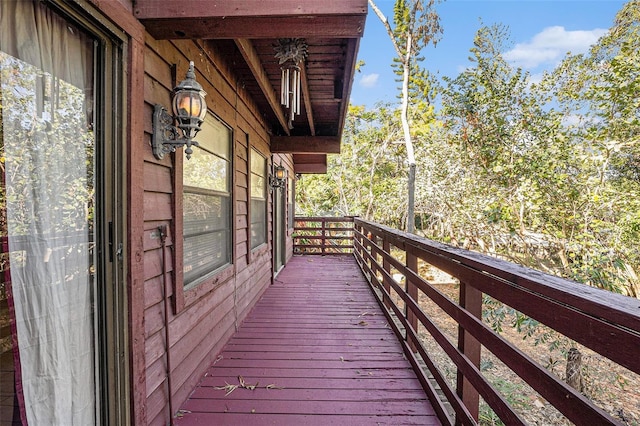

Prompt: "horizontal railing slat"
[293,217,354,255]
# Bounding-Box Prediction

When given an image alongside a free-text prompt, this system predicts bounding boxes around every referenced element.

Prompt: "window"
[250,149,267,249]
[183,114,232,286]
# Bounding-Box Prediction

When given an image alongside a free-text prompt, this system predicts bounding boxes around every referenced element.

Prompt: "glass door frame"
[273,170,286,274]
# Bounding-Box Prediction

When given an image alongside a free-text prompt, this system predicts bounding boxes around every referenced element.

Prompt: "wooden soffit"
[135,0,367,40]
[271,136,340,154]
[293,154,327,174]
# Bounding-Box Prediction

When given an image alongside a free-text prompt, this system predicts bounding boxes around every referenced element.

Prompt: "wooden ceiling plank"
[299,65,316,136]
[234,38,290,136]
[272,136,340,154]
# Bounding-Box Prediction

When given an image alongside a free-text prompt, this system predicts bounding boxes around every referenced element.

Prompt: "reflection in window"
[183,114,232,287]
[250,149,267,249]
[1,2,97,423]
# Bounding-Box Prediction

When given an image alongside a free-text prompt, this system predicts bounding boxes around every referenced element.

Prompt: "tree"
[296,103,407,228]
[368,0,442,232]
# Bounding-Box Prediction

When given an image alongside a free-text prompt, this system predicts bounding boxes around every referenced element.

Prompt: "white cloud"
[360,73,379,88]
[504,26,607,69]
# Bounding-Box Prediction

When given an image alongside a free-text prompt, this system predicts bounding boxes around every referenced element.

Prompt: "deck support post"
[406,249,419,353]
[456,281,482,423]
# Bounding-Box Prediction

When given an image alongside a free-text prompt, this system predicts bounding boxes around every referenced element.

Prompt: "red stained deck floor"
[175,255,440,426]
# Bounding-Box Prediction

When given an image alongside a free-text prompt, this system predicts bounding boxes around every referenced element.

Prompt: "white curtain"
[1,2,96,425]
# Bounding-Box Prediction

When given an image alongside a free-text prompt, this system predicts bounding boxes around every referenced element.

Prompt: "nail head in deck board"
[175,256,440,425]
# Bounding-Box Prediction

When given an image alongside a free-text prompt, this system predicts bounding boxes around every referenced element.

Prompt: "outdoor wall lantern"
[269,164,287,190]
[152,61,207,160]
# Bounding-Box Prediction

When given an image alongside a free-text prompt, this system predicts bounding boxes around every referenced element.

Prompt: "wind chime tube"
[281,68,286,105]
[292,68,297,115]
[296,68,300,114]
[286,68,291,108]
[291,68,297,115]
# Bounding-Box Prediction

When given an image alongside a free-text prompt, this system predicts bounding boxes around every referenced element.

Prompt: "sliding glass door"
[0,1,125,424]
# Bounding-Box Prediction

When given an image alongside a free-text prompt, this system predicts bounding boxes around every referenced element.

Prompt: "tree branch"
[368,0,405,60]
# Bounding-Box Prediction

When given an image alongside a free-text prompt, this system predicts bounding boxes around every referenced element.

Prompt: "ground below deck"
[175,255,440,425]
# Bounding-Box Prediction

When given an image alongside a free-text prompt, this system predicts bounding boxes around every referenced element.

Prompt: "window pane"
[184,229,230,284]
[197,116,230,159]
[251,199,266,249]
[1,3,98,423]
[251,150,266,175]
[183,194,231,283]
[183,151,228,192]
[183,193,230,236]
[250,173,265,199]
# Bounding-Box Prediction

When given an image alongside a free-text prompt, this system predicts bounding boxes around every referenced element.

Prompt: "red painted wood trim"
[80,2,147,423]
[173,143,186,313]
[126,35,148,426]
[134,0,368,19]
[271,136,341,154]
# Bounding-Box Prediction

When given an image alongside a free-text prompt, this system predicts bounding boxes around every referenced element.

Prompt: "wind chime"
[274,38,308,129]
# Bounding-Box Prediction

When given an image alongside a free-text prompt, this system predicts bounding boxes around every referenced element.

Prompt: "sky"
[350,0,628,107]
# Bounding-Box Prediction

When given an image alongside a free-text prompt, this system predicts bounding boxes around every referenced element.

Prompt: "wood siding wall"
[141,36,293,425]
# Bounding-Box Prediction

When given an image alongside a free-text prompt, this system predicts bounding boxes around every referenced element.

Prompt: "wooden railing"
[293,216,354,255]
[350,218,640,426]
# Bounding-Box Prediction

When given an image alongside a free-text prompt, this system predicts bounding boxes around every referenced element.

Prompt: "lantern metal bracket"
[152,104,200,160]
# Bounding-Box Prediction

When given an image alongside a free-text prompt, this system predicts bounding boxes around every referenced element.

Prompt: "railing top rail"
[294,216,356,222]
[354,218,640,332]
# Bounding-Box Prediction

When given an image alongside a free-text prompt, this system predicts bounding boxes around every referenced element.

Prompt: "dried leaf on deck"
[214,382,239,396]
[238,376,258,390]
[266,384,285,390]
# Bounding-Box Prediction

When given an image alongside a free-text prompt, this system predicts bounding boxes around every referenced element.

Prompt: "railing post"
[382,235,391,309]
[406,249,419,353]
[321,218,326,255]
[456,281,482,423]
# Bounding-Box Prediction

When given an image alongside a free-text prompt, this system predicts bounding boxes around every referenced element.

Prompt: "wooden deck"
[175,255,440,425]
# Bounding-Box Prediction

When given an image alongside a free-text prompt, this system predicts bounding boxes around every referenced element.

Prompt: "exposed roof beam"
[135,1,367,19]
[299,65,315,136]
[272,136,340,154]
[141,16,366,40]
[337,38,360,141]
[135,1,367,40]
[293,154,327,174]
[234,39,290,136]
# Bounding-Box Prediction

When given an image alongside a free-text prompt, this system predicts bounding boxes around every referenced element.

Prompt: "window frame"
[174,110,234,312]
[249,147,268,251]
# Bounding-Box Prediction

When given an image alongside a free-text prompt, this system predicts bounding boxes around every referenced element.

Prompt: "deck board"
[175,255,440,425]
